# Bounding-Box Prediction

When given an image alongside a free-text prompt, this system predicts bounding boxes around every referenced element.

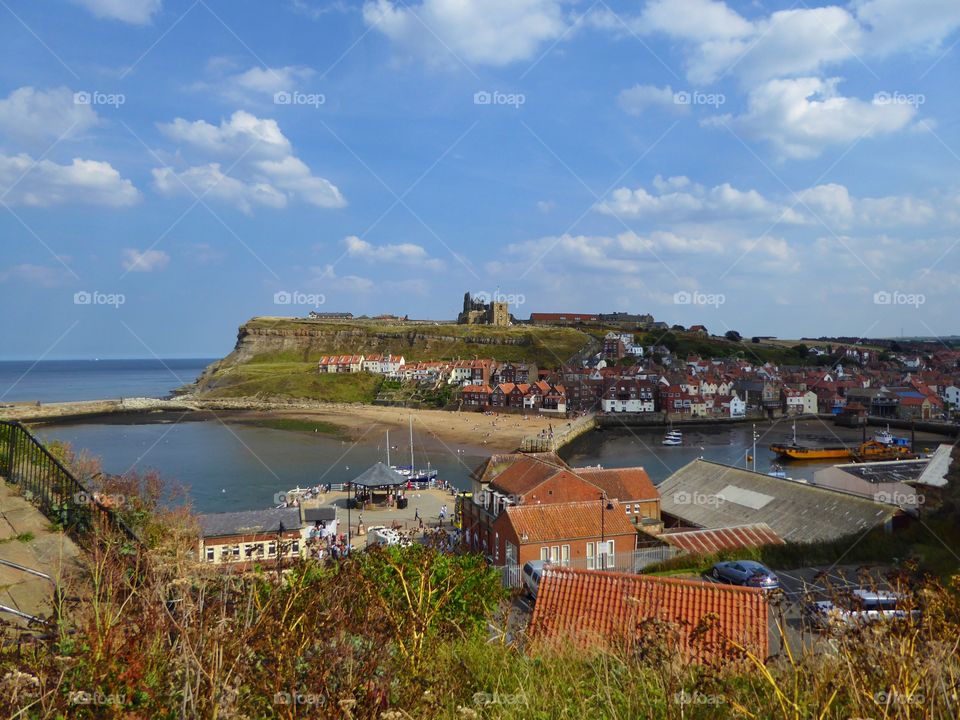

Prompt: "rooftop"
[198,507,303,538]
[530,568,769,663]
[658,459,896,543]
[659,523,785,554]
[501,500,638,543]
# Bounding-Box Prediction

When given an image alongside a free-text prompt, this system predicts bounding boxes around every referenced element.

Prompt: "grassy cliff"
[189,317,594,400]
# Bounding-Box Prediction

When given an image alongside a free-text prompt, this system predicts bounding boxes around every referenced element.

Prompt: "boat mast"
[386,429,390,466]
[409,415,414,472]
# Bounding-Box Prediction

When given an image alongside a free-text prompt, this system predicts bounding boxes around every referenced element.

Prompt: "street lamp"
[346,481,351,552]
[599,492,613,569]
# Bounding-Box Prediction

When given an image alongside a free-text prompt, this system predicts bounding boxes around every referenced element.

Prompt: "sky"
[0,0,958,359]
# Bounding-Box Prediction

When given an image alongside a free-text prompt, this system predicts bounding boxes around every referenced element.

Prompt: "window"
[231,545,240,558]
[291,540,300,555]
[561,545,570,567]
[599,540,614,569]
[586,542,595,570]
[550,546,560,563]
[625,504,632,514]
[268,542,276,556]
[205,546,214,561]
[540,547,550,562]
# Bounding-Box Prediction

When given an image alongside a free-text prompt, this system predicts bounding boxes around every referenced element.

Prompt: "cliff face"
[185,317,592,395]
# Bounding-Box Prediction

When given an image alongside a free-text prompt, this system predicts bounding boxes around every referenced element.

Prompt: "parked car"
[804,588,917,630]
[522,560,548,600]
[365,526,411,548]
[710,560,780,590]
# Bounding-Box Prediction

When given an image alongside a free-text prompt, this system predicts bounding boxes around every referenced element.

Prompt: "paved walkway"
[0,480,81,630]
[304,487,462,539]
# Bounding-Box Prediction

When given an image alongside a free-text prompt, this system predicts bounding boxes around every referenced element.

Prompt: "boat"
[662,430,683,446]
[873,426,911,448]
[771,422,916,461]
[388,417,440,487]
[767,463,788,479]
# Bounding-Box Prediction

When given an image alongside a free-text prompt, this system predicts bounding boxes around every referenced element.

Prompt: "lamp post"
[346,481,351,552]
[600,492,607,570]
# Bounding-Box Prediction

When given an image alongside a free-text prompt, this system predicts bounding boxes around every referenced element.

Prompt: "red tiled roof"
[659,523,785,554]
[462,384,493,394]
[575,467,659,502]
[530,568,769,663]
[501,501,638,543]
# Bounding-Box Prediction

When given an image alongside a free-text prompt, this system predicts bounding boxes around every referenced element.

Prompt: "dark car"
[710,560,780,590]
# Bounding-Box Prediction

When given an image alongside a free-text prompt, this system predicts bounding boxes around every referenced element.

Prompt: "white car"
[365,526,410,548]
[804,589,917,630]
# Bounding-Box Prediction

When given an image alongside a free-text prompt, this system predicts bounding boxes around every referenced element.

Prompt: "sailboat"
[389,416,439,485]
[662,422,683,446]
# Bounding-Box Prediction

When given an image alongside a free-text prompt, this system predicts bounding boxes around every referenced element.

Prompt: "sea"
[3,360,938,514]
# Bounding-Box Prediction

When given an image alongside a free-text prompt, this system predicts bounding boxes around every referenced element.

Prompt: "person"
[414,507,420,521]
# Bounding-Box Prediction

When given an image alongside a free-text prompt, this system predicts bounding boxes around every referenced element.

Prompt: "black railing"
[0,421,139,545]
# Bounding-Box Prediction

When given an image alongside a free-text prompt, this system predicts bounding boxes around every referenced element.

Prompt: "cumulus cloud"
[153,110,345,211]
[707,77,917,158]
[122,248,169,272]
[344,235,444,268]
[0,86,99,148]
[363,0,568,67]
[69,0,161,24]
[192,63,317,102]
[617,84,686,116]
[0,153,139,207]
[596,176,804,224]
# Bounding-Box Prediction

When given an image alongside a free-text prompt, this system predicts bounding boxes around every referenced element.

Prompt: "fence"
[498,545,684,588]
[0,421,139,544]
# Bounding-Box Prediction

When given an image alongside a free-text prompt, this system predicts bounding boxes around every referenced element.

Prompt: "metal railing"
[0,421,139,545]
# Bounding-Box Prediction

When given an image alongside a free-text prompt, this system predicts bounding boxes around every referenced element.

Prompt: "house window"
[231,545,240,559]
[586,542,595,570]
[633,504,640,514]
[550,546,560,563]
[540,547,550,562]
[561,545,570,567]
[291,540,300,555]
[205,546,214,561]
[625,504,632,514]
[268,542,276,556]
[599,540,615,569]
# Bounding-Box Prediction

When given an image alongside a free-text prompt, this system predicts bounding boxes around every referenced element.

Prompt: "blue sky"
[1,0,958,359]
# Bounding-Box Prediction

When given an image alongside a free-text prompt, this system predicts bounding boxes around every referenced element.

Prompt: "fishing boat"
[873,426,911,448]
[662,430,683,446]
[770,421,916,461]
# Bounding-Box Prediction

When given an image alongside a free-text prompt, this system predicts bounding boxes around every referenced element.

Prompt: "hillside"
[187,317,594,399]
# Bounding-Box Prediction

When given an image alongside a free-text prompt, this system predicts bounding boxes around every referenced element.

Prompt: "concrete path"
[0,480,81,630]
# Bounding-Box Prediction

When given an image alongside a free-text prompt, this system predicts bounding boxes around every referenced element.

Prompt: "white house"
[717,394,746,418]
[802,390,818,415]
[362,354,384,373]
[382,355,405,375]
[943,385,960,408]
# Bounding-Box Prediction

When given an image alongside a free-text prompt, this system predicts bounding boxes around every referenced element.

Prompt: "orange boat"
[770,439,915,462]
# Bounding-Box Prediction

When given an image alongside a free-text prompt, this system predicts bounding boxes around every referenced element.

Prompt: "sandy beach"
[0,397,563,453]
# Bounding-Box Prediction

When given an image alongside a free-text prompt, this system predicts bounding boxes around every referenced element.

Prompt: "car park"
[710,560,780,590]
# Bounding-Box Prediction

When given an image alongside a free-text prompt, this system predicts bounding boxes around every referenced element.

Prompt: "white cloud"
[192,63,317,102]
[597,176,804,224]
[344,235,444,268]
[122,249,169,272]
[617,84,685,116]
[708,77,916,158]
[69,0,161,24]
[153,110,345,210]
[0,86,99,148]
[0,153,139,207]
[640,0,753,42]
[311,264,375,292]
[363,0,568,67]
[854,0,960,55]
